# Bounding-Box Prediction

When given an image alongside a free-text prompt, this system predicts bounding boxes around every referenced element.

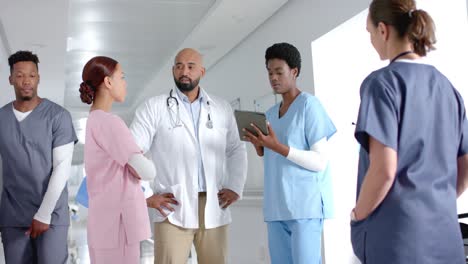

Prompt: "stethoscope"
[166,89,213,129]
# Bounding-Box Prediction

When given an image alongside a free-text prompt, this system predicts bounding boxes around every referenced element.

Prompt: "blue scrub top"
[263,92,336,222]
[353,61,467,263]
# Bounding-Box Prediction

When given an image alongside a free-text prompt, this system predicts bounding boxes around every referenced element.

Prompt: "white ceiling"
[64,0,217,109]
[0,0,288,164]
[0,0,70,106]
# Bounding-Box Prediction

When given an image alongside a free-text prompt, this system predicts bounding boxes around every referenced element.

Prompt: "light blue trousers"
[267,218,323,264]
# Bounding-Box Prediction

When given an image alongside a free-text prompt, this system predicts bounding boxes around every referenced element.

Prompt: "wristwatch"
[350,209,357,221]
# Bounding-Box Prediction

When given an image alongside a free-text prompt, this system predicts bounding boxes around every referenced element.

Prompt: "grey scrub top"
[0,99,77,227]
[352,61,467,264]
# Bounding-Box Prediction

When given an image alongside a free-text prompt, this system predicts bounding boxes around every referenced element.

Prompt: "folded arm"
[128,153,156,181]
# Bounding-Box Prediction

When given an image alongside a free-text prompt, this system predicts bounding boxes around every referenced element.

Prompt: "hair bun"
[79,82,95,105]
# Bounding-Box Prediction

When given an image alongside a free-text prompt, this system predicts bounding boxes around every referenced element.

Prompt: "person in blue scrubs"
[244,43,336,264]
[351,1,468,263]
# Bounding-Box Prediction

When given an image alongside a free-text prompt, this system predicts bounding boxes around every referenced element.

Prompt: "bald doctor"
[130,48,248,264]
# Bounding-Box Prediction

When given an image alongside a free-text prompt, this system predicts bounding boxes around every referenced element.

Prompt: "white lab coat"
[130,88,247,229]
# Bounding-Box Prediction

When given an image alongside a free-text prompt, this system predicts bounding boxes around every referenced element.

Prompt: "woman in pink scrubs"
[79,56,155,263]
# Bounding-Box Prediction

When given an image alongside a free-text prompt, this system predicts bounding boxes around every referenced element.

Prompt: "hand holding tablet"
[234,110,269,141]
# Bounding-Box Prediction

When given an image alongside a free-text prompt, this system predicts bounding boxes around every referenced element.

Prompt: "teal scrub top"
[263,92,336,222]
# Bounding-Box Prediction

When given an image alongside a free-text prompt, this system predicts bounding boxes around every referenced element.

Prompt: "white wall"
[228,198,269,264]
[312,10,379,263]
[0,36,12,107]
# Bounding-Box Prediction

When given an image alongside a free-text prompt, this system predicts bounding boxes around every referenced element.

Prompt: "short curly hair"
[265,43,301,77]
[8,50,39,74]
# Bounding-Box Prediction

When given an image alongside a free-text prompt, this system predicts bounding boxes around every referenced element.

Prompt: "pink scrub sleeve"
[96,114,141,166]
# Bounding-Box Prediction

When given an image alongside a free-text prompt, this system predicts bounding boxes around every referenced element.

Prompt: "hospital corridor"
[1,0,468,263]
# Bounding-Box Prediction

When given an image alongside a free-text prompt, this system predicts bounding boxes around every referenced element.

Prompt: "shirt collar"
[175,87,204,104]
[394,57,431,65]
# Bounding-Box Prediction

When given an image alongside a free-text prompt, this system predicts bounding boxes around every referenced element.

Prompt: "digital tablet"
[234,110,269,141]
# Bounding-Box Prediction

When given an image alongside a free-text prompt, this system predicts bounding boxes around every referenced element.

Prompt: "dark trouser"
[1,225,68,264]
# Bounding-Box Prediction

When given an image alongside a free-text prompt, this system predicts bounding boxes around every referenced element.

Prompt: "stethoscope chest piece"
[206,120,213,129]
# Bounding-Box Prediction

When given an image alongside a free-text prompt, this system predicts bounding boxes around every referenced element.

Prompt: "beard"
[174,76,200,92]
[20,95,33,101]
[16,87,35,101]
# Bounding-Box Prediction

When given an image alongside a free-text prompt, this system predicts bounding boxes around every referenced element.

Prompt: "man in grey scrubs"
[0,51,77,264]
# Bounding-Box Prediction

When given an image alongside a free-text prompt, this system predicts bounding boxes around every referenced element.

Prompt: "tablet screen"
[234,110,269,141]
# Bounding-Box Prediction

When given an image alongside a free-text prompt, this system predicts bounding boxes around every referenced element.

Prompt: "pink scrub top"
[84,110,150,249]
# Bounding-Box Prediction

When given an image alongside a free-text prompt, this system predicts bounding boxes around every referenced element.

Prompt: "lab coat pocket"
[350,219,367,263]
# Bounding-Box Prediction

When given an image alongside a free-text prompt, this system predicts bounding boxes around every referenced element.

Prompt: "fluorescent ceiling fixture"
[66,30,100,51]
[66,37,73,52]
[81,30,99,51]
[81,10,100,22]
